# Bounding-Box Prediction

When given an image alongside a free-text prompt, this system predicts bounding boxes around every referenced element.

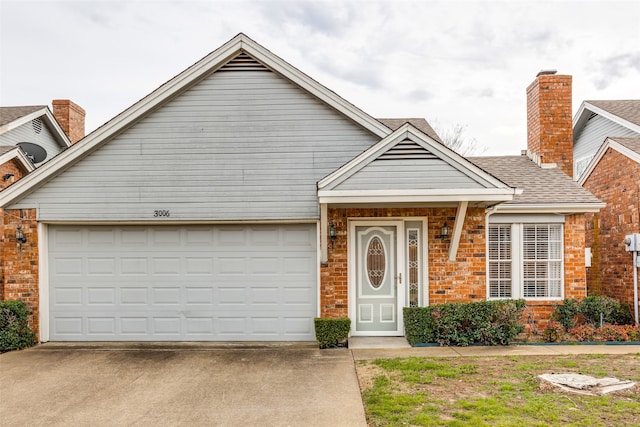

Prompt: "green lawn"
[357,354,640,426]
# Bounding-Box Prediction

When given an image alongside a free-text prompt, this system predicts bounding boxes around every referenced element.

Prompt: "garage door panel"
[49,224,317,341]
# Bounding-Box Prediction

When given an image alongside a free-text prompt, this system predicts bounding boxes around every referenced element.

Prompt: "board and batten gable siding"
[10,67,380,221]
[574,114,639,178]
[0,120,65,166]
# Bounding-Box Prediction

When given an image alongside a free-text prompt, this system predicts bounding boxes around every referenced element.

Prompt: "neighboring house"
[0,101,83,299]
[0,35,602,342]
[574,100,640,310]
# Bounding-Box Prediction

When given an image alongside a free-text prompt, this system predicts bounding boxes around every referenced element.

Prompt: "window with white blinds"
[488,223,563,299]
[488,224,512,298]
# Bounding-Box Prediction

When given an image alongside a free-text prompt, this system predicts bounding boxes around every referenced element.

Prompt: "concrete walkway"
[0,342,366,427]
[349,336,640,361]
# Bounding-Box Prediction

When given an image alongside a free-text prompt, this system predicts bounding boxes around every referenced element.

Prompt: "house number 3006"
[154,210,170,217]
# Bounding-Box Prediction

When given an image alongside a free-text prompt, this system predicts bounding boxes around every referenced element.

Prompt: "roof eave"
[494,203,606,214]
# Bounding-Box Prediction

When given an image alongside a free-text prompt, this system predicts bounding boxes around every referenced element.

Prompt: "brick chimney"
[52,100,85,144]
[526,70,573,177]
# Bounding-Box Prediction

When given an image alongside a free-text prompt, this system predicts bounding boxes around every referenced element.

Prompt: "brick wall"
[320,207,588,328]
[526,72,573,177]
[1,208,39,337]
[584,148,640,310]
[0,159,28,190]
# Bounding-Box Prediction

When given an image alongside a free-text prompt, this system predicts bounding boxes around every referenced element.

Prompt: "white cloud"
[1,0,639,155]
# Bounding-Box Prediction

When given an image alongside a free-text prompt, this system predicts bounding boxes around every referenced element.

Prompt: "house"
[0,101,83,299]
[0,35,602,342]
[573,100,640,311]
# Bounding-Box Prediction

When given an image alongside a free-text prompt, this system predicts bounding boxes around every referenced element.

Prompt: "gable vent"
[32,118,43,134]
[218,52,270,72]
[378,140,437,160]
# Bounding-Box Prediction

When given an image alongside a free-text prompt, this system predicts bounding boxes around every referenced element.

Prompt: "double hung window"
[488,223,563,299]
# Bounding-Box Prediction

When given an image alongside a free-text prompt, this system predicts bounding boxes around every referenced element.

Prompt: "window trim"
[487,222,564,301]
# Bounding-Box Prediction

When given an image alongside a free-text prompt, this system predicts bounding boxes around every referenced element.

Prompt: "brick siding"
[1,209,39,335]
[584,148,640,311]
[320,207,587,326]
[0,159,28,191]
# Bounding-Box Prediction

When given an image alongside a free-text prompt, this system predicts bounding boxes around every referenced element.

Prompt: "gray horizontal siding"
[574,114,639,177]
[0,120,64,165]
[333,158,486,190]
[12,69,379,220]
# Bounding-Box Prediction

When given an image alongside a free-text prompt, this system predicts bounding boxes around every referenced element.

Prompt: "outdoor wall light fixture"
[16,225,27,244]
[3,173,15,182]
[329,222,337,248]
[438,222,450,239]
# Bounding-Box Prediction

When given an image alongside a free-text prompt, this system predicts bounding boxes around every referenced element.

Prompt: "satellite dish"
[17,142,48,163]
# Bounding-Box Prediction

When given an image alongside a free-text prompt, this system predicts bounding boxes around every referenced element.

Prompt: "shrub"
[597,324,630,342]
[552,296,633,329]
[0,300,36,352]
[622,325,640,341]
[568,324,597,342]
[403,299,525,346]
[542,320,565,343]
[314,317,350,349]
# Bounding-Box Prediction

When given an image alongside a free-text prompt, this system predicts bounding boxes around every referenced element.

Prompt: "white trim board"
[578,137,640,185]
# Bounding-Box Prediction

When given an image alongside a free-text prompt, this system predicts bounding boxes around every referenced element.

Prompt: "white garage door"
[48,224,317,341]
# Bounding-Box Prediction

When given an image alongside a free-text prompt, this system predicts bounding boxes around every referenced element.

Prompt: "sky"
[1,0,639,155]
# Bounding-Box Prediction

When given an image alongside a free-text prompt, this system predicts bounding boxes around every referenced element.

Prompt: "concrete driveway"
[0,343,366,427]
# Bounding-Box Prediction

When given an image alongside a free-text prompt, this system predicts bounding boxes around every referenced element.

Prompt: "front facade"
[0,36,602,342]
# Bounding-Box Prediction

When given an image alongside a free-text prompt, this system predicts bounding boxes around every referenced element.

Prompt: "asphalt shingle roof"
[587,100,640,127]
[0,106,46,127]
[378,118,443,144]
[610,137,640,157]
[469,155,602,205]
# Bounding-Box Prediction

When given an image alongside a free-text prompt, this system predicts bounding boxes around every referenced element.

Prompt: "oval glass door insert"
[366,237,386,288]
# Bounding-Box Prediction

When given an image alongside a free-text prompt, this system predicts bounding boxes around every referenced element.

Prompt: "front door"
[351,222,404,335]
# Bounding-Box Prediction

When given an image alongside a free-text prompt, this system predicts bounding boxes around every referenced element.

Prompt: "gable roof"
[0,145,36,174]
[470,155,604,212]
[377,118,443,143]
[574,100,640,138]
[0,33,395,207]
[318,123,517,204]
[0,105,72,148]
[577,137,640,186]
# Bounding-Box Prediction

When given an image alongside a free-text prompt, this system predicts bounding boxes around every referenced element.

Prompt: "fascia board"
[318,188,517,204]
[0,108,48,134]
[403,127,512,190]
[43,109,73,147]
[493,203,606,214]
[572,101,590,140]
[582,102,640,134]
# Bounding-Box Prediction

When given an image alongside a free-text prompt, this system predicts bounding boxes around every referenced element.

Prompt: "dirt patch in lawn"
[356,354,640,426]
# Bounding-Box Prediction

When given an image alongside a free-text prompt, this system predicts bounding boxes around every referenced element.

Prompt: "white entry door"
[351,221,404,335]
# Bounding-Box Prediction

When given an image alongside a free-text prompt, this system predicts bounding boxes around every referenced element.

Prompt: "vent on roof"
[32,118,42,134]
[218,53,270,72]
[379,140,438,160]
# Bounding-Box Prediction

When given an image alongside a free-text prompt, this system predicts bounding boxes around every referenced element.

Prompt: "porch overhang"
[318,188,519,263]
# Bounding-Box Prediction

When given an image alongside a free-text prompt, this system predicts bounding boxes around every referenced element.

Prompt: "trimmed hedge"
[0,300,36,352]
[552,295,633,329]
[314,317,351,348]
[404,299,526,346]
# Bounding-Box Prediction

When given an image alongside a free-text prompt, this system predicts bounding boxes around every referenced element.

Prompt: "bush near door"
[403,299,526,346]
[314,317,351,348]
